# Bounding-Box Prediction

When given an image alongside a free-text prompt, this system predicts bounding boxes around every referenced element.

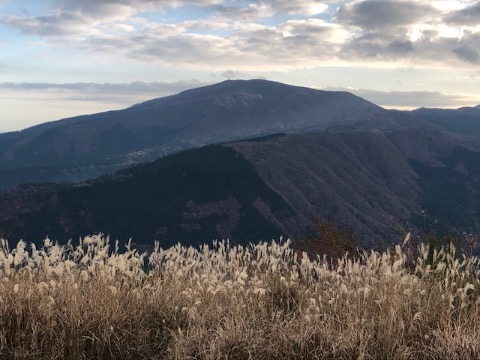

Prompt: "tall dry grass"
[1,234,480,359]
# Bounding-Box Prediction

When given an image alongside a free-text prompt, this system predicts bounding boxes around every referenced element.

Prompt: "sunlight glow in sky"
[0,0,479,132]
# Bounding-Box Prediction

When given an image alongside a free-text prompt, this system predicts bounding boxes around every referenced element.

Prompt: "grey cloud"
[340,33,414,59]
[388,40,414,54]
[420,35,480,65]
[453,45,480,64]
[58,0,135,17]
[123,33,231,65]
[233,26,335,64]
[445,2,480,25]
[1,12,87,36]
[82,18,337,68]
[220,70,246,79]
[337,0,435,30]
[339,29,480,66]
[2,0,221,36]
[84,12,478,70]
[2,2,131,37]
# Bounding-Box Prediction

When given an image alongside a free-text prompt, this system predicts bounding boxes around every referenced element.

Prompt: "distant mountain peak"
[173,78,316,99]
[131,78,384,115]
[0,79,397,189]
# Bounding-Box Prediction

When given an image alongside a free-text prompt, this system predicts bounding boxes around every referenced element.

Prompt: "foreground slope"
[1,128,479,247]
[0,144,296,248]
[0,79,392,189]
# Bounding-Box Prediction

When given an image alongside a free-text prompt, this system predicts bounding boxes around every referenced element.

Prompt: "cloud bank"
[2,0,479,70]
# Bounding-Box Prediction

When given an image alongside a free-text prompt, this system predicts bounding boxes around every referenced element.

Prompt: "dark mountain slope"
[413,107,480,136]
[1,128,479,248]
[410,147,480,233]
[0,79,394,189]
[0,145,296,248]
[390,106,480,139]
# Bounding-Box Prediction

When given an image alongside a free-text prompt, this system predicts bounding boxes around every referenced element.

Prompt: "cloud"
[388,40,414,54]
[2,12,92,37]
[59,0,222,17]
[1,0,219,37]
[337,0,436,30]
[453,44,480,64]
[326,87,479,109]
[211,0,332,20]
[0,80,209,102]
[339,32,416,60]
[219,70,246,79]
[271,0,331,15]
[254,0,332,16]
[211,3,273,21]
[2,0,480,71]
[338,22,480,66]
[445,1,480,25]
[76,17,342,70]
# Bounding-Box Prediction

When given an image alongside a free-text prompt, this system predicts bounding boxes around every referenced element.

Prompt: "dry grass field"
[1,234,480,359]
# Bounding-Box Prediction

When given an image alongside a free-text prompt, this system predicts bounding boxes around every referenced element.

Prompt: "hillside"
[0,144,296,248]
[1,128,479,248]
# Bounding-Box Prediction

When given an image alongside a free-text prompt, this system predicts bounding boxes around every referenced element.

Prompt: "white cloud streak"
[348,88,479,109]
[0,80,209,99]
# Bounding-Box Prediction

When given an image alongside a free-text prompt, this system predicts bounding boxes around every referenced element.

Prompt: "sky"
[0,0,479,133]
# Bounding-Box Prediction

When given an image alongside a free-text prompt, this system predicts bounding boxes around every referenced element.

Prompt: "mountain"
[1,128,479,248]
[1,80,479,248]
[411,107,480,137]
[0,79,395,190]
[2,80,480,191]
